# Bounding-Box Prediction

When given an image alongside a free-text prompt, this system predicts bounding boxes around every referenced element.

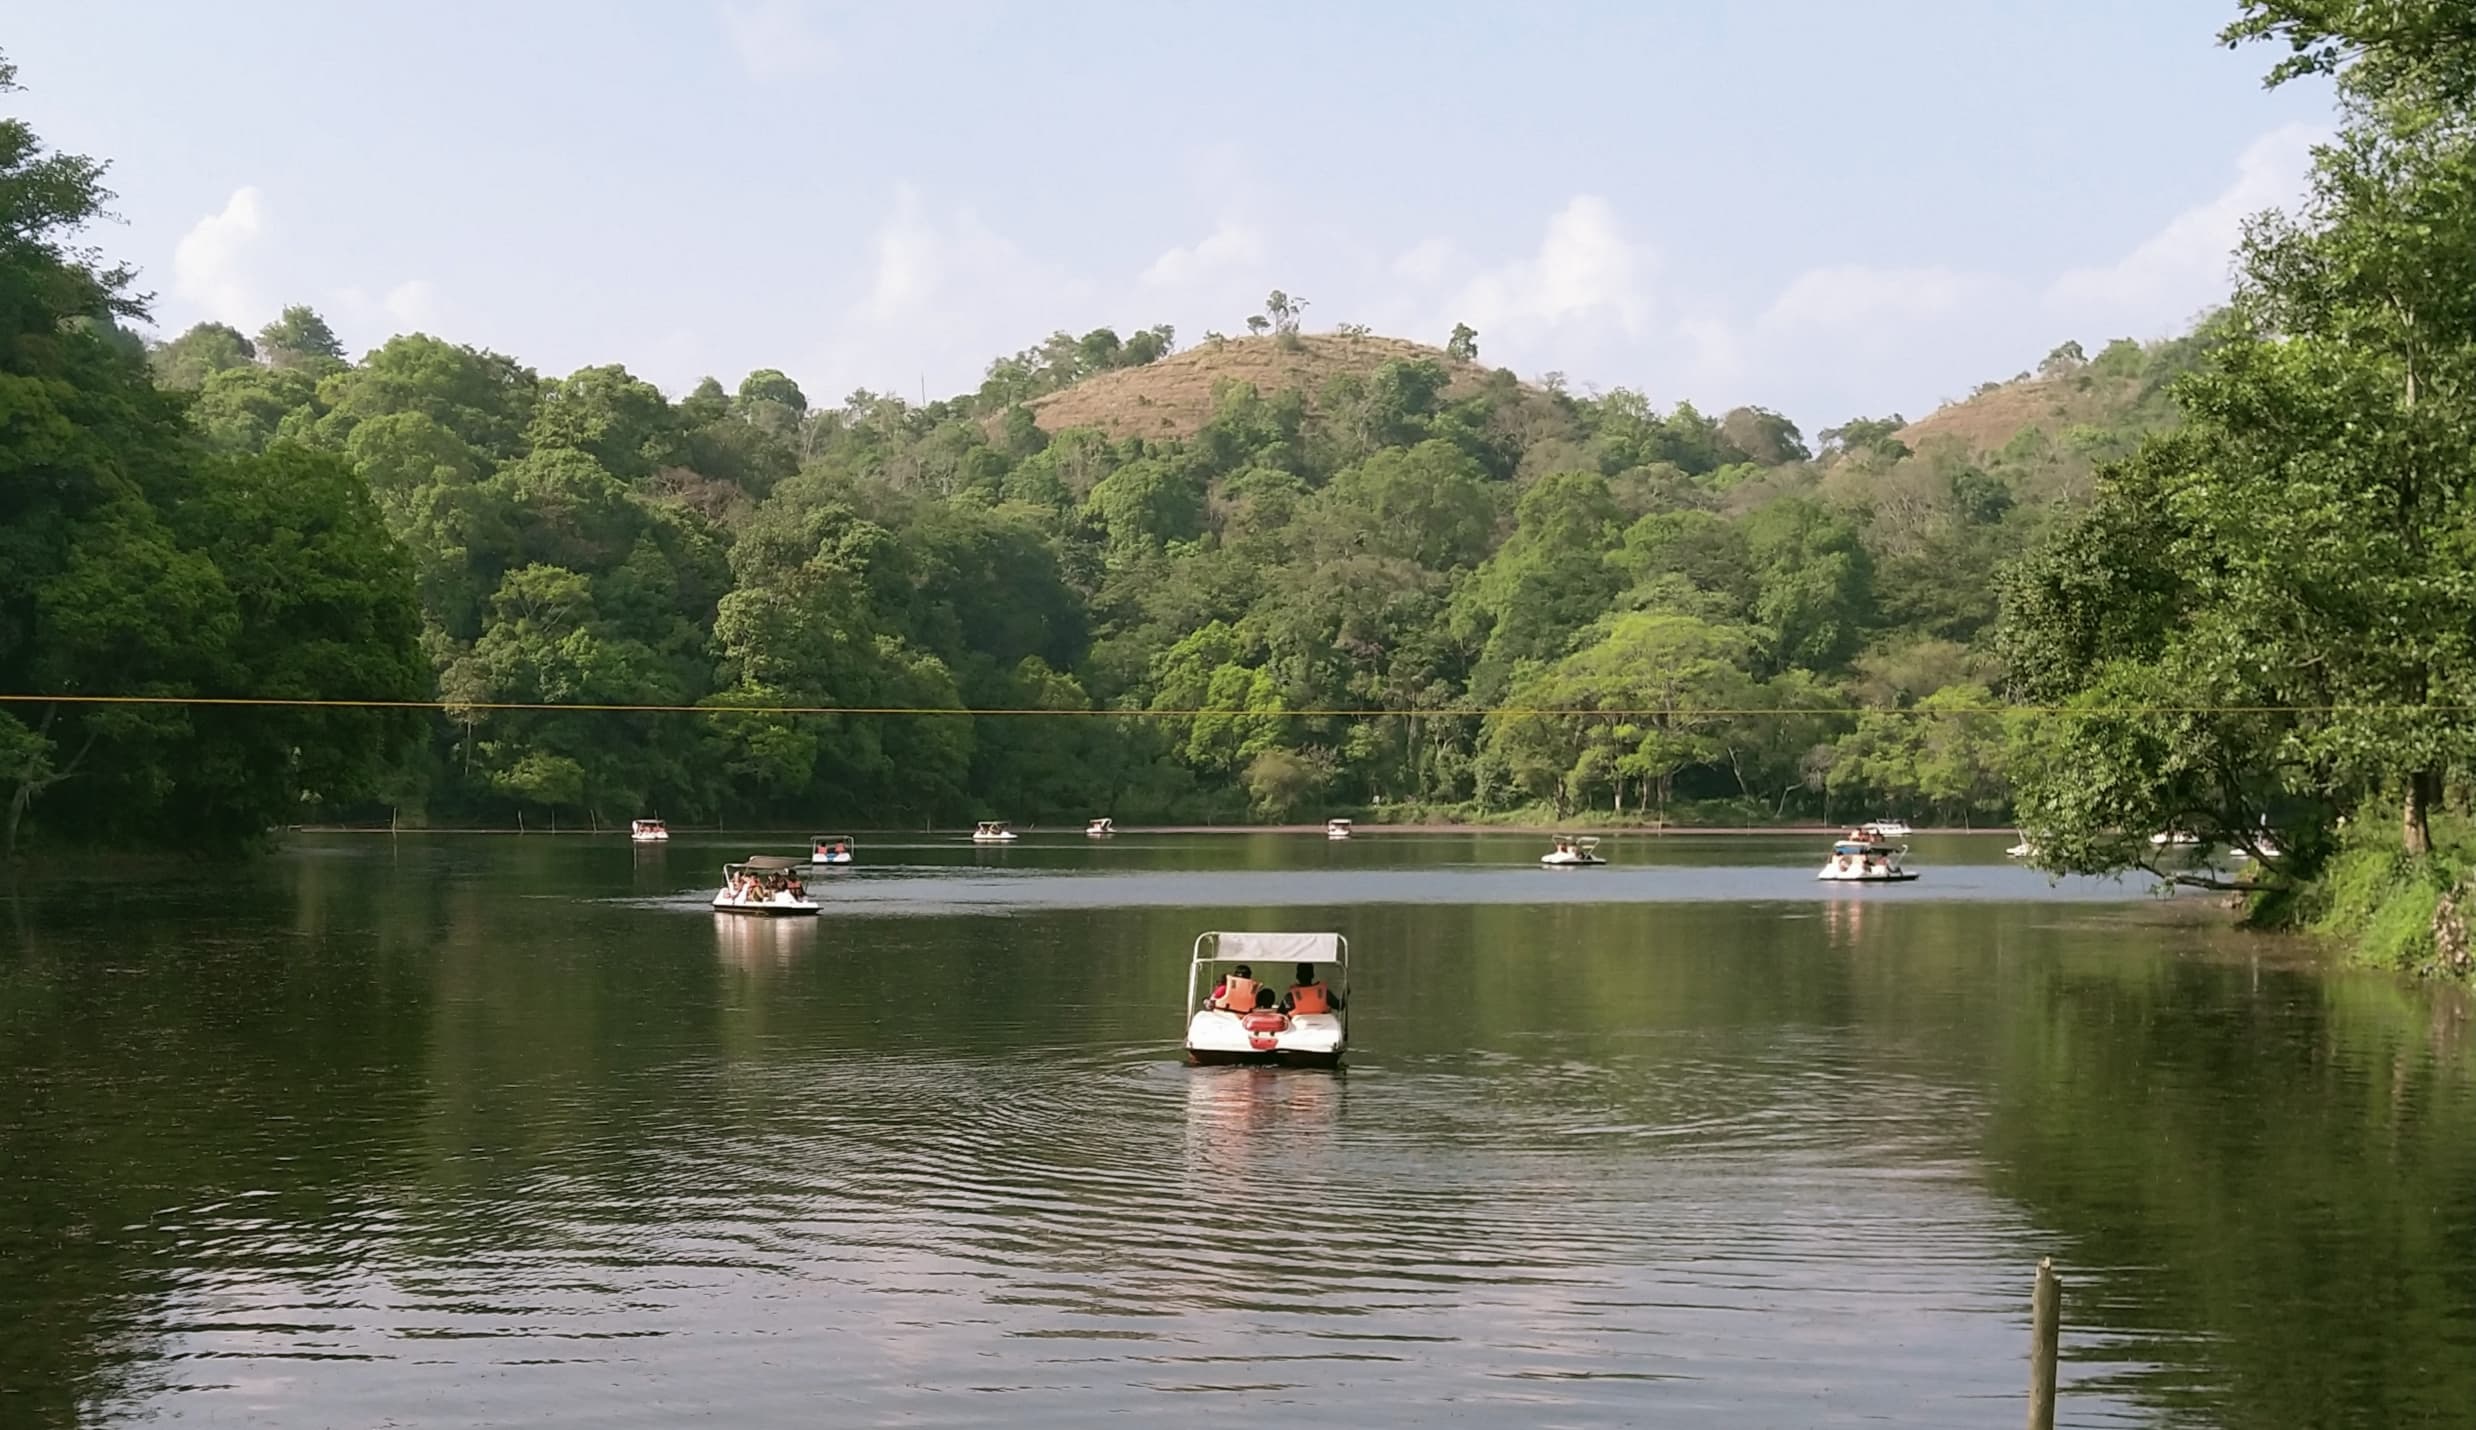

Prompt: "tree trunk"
[2404,770,2439,858]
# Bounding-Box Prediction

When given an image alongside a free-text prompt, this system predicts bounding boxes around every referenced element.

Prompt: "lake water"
[2,831,2470,1428]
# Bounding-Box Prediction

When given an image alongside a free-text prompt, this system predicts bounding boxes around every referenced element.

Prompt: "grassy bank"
[2289,811,2476,979]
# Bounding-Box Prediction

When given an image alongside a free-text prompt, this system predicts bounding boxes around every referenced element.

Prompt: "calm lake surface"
[2,831,2470,1428]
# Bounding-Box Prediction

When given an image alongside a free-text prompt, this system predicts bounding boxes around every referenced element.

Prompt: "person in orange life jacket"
[1209,964,1268,1012]
[1282,963,1341,1014]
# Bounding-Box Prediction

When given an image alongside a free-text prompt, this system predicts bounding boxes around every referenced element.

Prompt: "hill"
[1023,333,1508,440]
[1889,330,2218,462]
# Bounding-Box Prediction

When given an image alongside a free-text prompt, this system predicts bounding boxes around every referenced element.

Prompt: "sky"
[10,0,2334,431]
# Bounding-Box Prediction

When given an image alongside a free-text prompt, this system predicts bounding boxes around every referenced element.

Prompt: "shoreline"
[286,822,2021,838]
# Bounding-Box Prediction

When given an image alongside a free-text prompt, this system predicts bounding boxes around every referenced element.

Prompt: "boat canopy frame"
[730,854,810,873]
[1187,930,1350,1034]
[810,834,856,846]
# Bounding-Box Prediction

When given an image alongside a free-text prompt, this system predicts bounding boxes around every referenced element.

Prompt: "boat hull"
[1183,1009,1343,1067]
[1540,856,1606,866]
[1184,1046,1341,1069]
[811,853,853,865]
[1816,869,1919,882]
[712,895,820,915]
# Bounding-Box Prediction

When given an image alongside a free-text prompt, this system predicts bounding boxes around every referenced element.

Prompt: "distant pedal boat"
[1325,818,1353,841]
[972,820,1018,843]
[810,834,856,865]
[1183,930,1349,1069]
[630,818,670,843]
[1086,818,1115,838]
[1818,833,1918,882]
[1540,834,1606,866]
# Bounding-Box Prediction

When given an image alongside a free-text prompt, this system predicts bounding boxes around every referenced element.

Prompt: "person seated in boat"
[1210,964,1263,1013]
[785,873,806,899]
[1282,963,1341,1015]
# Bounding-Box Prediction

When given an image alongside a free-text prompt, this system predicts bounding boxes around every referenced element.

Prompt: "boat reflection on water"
[713,909,819,971]
[1180,1064,1343,1187]
[1821,893,1871,947]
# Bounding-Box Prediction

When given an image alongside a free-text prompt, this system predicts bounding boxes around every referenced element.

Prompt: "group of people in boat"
[727,869,807,901]
[1834,831,1899,874]
[1204,963,1342,1017]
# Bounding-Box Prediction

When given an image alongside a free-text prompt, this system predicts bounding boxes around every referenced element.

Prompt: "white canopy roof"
[1198,930,1344,965]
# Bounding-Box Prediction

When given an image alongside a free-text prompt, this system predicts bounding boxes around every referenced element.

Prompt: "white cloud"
[1390,237,1458,285]
[1636,121,2330,423]
[1760,264,2004,332]
[172,186,270,327]
[1449,195,1655,336]
[718,1,833,79]
[2044,121,2320,326]
[1141,223,1266,288]
[800,187,1099,401]
[857,187,1067,323]
[382,279,439,328]
[1674,314,1749,388]
[332,279,444,351]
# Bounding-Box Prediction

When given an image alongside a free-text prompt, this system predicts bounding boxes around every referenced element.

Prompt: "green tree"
[148,321,255,390]
[2006,0,2476,879]
[256,304,346,370]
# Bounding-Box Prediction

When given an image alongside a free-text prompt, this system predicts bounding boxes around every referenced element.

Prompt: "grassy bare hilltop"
[1022,333,1510,440]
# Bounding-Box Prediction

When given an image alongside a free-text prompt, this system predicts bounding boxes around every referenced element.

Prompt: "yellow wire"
[0,692,2455,718]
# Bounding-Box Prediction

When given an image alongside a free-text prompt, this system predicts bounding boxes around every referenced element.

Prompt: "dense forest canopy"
[7,0,2476,980]
[0,44,2237,849]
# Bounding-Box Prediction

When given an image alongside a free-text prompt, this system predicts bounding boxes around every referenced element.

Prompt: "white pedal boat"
[1818,834,1918,883]
[1541,834,1606,866]
[810,833,855,865]
[713,855,820,915]
[1183,930,1349,1069]
[630,818,670,843]
[1086,818,1115,838]
[972,820,1018,843]
[1325,818,1353,841]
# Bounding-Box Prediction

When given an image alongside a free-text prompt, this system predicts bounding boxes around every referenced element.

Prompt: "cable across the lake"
[0,692,2456,719]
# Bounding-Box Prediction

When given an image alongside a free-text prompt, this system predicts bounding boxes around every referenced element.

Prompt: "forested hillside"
[3,46,2229,845]
[1,44,2217,846]
[136,305,2208,833]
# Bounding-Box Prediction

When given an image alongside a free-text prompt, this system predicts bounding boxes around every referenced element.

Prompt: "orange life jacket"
[1218,976,1258,1012]
[1289,982,1330,1015]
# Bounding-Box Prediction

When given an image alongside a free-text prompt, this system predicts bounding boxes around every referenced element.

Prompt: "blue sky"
[11,1,2331,430]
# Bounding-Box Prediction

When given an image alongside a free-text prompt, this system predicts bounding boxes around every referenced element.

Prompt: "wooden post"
[2028,1256,2060,1430]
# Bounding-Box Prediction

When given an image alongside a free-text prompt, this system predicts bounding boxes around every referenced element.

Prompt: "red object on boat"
[1242,1010,1289,1050]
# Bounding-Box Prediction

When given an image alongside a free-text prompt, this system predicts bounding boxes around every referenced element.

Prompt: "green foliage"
[148,322,255,390]
[2295,805,2476,972]
[37,30,2465,857]
[256,305,345,371]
